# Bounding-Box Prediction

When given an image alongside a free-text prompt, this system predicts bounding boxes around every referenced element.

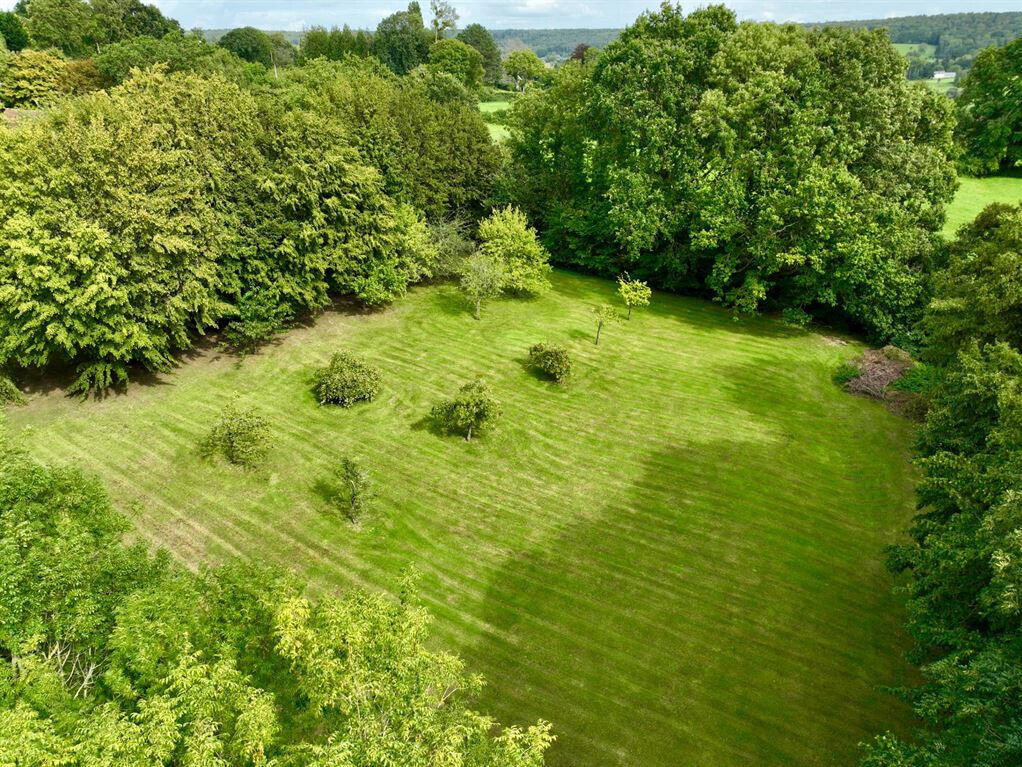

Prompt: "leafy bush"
[0,375,24,405]
[332,457,375,522]
[478,206,551,295]
[528,343,572,382]
[0,11,28,52]
[429,218,475,278]
[201,401,270,467]
[832,362,860,386]
[217,26,273,67]
[312,353,382,407]
[890,362,938,394]
[0,49,67,107]
[222,290,292,355]
[431,379,502,441]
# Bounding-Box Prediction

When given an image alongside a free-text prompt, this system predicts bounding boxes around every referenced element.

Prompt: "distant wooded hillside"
[489,28,619,59]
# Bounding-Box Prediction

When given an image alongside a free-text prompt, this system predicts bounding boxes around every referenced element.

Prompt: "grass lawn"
[943,175,1022,237]
[480,99,510,141]
[893,42,936,59]
[7,271,919,766]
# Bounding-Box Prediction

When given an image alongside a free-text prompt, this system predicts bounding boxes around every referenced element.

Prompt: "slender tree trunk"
[475,299,481,320]
[466,424,472,442]
[595,321,602,345]
[627,305,632,319]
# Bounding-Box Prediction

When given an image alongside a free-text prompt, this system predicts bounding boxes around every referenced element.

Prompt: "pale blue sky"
[0,0,1018,31]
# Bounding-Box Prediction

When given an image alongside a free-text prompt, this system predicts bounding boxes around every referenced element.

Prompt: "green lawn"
[7,271,918,766]
[893,42,936,59]
[480,100,511,141]
[943,175,1022,236]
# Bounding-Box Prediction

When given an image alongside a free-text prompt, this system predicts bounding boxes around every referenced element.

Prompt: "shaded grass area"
[7,271,918,766]
[943,175,1022,236]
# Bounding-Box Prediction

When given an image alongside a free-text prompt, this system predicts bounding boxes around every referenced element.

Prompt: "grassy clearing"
[480,100,510,141]
[893,42,936,58]
[7,271,918,766]
[943,175,1022,236]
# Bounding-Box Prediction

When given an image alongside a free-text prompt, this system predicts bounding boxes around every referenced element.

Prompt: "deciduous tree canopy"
[506,3,958,343]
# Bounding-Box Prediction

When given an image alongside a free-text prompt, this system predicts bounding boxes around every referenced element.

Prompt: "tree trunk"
[475,299,481,320]
[466,424,473,442]
[595,321,602,345]
[627,305,632,319]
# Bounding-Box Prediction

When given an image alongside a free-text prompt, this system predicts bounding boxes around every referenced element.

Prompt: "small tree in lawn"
[201,400,270,467]
[431,379,501,441]
[592,305,620,345]
[333,457,374,522]
[459,251,505,320]
[617,274,652,319]
[312,352,382,407]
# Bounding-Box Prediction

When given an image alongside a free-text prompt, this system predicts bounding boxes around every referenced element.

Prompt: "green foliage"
[217,25,273,67]
[504,48,545,91]
[0,10,28,51]
[0,375,24,405]
[311,352,382,407]
[832,362,860,386]
[459,251,505,319]
[428,38,484,91]
[591,304,620,345]
[0,68,261,391]
[221,289,292,355]
[478,206,552,295]
[506,5,958,343]
[457,23,501,85]
[299,24,373,62]
[889,362,938,394]
[0,436,552,765]
[922,203,1022,365]
[429,0,458,42]
[201,399,270,467]
[24,0,96,56]
[429,217,475,277]
[272,57,500,220]
[617,275,651,319]
[431,379,502,441]
[0,48,66,106]
[332,456,374,522]
[528,343,571,382]
[956,37,1022,175]
[372,1,430,75]
[95,31,267,86]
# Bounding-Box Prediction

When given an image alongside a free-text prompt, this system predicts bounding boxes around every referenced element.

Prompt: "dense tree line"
[814,12,1022,73]
[0,55,496,392]
[0,431,553,765]
[503,4,957,344]
[862,203,1022,766]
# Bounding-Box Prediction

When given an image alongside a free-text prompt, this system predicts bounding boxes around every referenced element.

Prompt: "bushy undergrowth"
[0,375,24,405]
[312,352,382,407]
[431,379,502,441]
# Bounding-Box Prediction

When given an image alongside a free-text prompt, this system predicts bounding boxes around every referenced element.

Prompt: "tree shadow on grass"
[459,438,916,767]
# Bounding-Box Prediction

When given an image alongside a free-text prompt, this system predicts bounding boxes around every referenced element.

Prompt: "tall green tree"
[956,36,1022,175]
[24,0,97,56]
[429,0,457,42]
[217,26,273,67]
[506,4,957,343]
[372,1,430,75]
[457,22,500,85]
[427,37,483,91]
[0,10,29,51]
[504,48,544,91]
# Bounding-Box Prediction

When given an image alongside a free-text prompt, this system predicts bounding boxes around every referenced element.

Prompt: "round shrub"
[201,401,270,467]
[312,352,382,407]
[0,375,24,405]
[528,343,571,382]
[431,379,501,441]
